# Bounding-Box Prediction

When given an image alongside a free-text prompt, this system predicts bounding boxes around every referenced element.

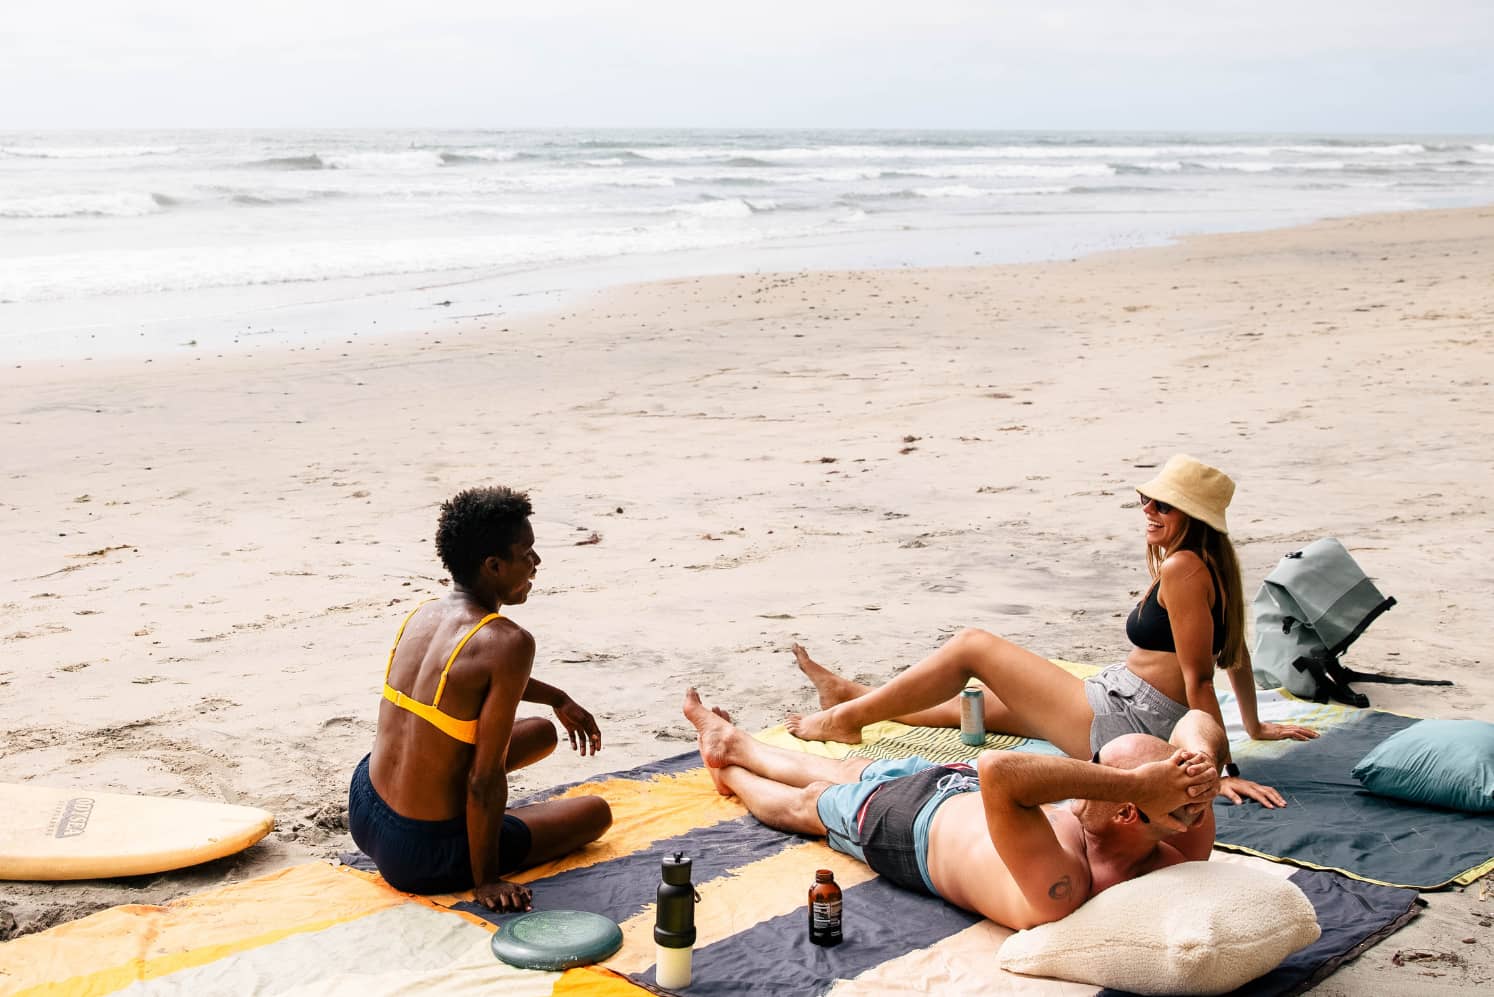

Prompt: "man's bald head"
[1097,733,1175,770]
[1072,734,1177,832]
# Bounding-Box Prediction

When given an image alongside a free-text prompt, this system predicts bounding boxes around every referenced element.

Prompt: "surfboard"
[0,782,275,881]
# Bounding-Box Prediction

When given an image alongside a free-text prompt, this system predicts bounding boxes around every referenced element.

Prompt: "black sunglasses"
[1137,492,1174,516]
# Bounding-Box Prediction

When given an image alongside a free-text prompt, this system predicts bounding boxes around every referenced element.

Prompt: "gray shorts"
[1083,664,1189,754]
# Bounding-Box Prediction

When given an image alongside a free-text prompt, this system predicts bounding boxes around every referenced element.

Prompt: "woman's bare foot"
[785,705,864,745]
[683,688,740,796]
[791,643,870,710]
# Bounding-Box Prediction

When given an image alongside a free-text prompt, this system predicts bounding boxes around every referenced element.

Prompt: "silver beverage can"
[959,688,986,746]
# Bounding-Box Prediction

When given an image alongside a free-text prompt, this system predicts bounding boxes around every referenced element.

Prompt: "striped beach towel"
[1,747,1418,997]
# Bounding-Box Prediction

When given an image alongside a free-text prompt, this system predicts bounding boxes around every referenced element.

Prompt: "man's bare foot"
[785,706,864,745]
[684,688,739,796]
[791,642,870,710]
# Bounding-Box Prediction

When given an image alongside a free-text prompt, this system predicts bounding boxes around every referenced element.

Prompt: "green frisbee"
[489,909,624,971]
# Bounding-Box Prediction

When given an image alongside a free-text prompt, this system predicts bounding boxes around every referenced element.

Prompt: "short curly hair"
[434,486,534,586]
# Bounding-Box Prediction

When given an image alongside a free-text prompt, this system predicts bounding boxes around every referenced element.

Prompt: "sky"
[4,1,1492,133]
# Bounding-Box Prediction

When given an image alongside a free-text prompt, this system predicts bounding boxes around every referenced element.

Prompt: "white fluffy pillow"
[999,861,1320,996]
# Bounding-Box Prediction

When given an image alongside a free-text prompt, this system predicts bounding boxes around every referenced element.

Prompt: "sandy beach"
[2,205,1491,990]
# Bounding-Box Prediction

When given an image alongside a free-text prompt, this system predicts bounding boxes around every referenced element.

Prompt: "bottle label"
[812,899,842,937]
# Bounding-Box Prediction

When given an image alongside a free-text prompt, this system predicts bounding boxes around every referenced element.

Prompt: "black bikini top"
[1126,566,1225,656]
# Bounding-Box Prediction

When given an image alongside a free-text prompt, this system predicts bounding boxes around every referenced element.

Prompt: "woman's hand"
[555,696,603,756]
[1218,776,1288,808]
[1252,721,1318,742]
[475,878,533,912]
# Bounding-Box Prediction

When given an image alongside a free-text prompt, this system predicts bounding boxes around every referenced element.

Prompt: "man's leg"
[715,766,833,836]
[787,629,1094,759]
[686,688,871,792]
[685,688,869,838]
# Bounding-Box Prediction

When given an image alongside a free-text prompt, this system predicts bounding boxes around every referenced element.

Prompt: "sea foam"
[2,127,1490,324]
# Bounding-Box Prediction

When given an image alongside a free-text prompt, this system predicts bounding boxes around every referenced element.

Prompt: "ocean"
[3,128,1492,361]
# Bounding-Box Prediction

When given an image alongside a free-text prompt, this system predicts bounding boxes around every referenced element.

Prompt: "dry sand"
[1,205,1491,989]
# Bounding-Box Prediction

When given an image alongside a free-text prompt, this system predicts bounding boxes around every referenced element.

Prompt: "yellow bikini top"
[381,602,502,745]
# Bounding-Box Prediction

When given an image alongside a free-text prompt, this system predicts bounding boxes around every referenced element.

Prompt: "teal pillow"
[1352,719,1494,813]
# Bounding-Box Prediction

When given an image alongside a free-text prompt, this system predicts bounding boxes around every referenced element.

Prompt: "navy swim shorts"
[347,753,531,894]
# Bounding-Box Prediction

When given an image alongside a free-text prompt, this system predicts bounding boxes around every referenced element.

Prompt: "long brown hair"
[1146,518,1249,671]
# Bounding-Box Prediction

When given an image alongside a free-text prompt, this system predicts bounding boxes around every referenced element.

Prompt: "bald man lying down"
[684,690,1224,929]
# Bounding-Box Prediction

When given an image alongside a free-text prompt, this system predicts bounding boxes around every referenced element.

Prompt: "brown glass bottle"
[808,869,843,946]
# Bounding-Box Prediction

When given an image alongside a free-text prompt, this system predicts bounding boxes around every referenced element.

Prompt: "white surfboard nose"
[0,783,274,881]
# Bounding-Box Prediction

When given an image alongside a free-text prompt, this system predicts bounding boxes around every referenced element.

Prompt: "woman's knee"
[577,795,613,839]
[950,627,1003,659]
[516,717,558,741]
[509,717,559,768]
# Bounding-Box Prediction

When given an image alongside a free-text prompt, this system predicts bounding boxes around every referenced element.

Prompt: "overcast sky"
[4,1,1491,133]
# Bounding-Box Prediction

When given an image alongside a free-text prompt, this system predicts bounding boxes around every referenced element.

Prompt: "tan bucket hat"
[1136,455,1235,534]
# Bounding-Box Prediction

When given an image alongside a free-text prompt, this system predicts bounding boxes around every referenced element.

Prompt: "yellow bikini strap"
[432,612,503,707]
[383,601,435,682]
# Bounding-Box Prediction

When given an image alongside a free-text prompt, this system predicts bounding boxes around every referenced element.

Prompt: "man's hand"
[474,879,533,912]
[1253,721,1318,742]
[1131,749,1219,831]
[555,696,603,756]
[1218,776,1288,808]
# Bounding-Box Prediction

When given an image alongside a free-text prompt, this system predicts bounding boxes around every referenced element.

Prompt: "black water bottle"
[655,851,697,988]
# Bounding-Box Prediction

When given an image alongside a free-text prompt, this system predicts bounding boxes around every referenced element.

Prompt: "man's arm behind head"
[974,751,1094,928]
[974,749,1212,923]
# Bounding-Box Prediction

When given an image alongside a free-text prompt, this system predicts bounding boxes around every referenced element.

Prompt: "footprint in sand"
[4,623,70,641]
[926,582,965,595]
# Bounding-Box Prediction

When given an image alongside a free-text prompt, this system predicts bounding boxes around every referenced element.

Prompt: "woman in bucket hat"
[786,455,1315,809]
